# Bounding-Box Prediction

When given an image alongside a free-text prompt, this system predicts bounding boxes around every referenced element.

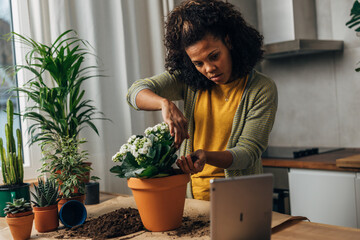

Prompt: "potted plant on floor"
[31,178,60,233]
[41,135,89,211]
[0,99,30,217]
[4,198,33,240]
[85,177,100,205]
[110,122,190,232]
[5,29,106,201]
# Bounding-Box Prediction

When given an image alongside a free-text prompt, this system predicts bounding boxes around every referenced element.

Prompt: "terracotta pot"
[6,210,33,218]
[127,173,190,232]
[6,212,34,240]
[57,194,85,212]
[33,204,59,233]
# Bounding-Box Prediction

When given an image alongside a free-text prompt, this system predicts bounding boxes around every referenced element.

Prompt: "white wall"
[234,0,360,148]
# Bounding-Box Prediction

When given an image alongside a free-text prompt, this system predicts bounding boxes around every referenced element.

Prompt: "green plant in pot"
[5,29,106,202]
[0,99,30,217]
[41,135,90,211]
[110,122,190,232]
[4,198,34,240]
[31,178,60,233]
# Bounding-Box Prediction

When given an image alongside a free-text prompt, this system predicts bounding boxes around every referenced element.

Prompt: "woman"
[127,0,277,200]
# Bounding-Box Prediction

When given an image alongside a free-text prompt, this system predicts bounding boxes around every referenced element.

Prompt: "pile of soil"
[55,208,144,239]
[54,208,210,239]
[167,216,210,238]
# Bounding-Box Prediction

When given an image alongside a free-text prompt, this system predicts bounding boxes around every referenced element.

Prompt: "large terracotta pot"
[127,173,190,232]
[57,194,85,212]
[33,204,59,233]
[6,211,34,240]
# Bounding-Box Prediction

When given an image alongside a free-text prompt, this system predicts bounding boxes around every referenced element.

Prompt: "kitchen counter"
[262,148,360,172]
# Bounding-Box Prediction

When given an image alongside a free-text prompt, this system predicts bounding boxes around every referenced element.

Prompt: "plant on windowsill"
[4,198,34,240]
[0,99,31,217]
[4,29,107,198]
[110,122,190,232]
[31,178,60,233]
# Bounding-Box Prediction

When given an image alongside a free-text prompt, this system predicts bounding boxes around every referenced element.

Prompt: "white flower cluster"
[144,122,169,142]
[112,122,171,165]
[112,135,152,165]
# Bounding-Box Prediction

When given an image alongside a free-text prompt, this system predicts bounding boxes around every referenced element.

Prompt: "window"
[0,0,21,151]
[0,0,42,181]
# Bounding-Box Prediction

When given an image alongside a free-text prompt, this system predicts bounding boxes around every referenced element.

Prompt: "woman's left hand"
[176,149,206,174]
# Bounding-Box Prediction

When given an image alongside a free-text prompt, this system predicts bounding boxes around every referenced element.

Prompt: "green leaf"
[137,165,159,178]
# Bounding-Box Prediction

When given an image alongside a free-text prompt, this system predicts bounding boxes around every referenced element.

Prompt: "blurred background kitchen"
[1,0,360,229]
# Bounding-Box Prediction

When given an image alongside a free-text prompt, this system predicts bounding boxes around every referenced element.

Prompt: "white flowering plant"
[110,122,179,178]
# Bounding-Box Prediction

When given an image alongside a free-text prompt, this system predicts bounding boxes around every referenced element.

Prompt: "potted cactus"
[0,99,30,217]
[4,198,34,240]
[31,178,60,232]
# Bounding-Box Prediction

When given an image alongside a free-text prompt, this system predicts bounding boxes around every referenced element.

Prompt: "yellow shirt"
[192,76,247,200]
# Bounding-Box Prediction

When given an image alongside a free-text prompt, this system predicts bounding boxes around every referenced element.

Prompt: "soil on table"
[166,215,210,238]
[54,207,210,239]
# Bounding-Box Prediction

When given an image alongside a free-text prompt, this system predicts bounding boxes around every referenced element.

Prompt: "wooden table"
[0,194,359,239]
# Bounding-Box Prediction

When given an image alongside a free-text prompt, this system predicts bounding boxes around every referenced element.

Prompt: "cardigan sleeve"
[127,71,185,110]
[226,75,278,170]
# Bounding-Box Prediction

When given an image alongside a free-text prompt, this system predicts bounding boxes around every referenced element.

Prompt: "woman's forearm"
[135,88,189,148]
[135,89,169,111]
[177,149,233,173]
[204,150,233,169]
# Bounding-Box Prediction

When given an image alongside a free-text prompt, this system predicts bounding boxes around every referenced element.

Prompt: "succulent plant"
[31,178,60,207]
[3,198,32,215]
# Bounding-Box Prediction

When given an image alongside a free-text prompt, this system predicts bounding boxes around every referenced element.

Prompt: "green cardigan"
[127,69,278,178]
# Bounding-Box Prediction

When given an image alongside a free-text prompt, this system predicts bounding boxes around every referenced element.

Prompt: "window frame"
[0,0,43,182]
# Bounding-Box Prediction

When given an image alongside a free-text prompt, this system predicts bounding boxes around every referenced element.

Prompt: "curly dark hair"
[164,0,264,90]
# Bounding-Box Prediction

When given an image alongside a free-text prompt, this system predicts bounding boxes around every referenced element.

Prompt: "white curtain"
[12,0,174,194]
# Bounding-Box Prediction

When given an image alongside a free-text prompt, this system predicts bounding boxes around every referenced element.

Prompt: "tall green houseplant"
[6,29,105,198]
[9,29,103,144]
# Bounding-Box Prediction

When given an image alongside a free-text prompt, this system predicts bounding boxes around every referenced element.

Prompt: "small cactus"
[31,178,60,207]
[3,198,32,215]
[0,99,24,185]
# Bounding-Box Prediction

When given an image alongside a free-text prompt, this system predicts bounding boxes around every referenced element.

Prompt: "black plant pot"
[85,182,99,205]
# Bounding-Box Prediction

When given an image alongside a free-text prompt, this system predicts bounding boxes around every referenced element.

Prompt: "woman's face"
[185,34,233,85]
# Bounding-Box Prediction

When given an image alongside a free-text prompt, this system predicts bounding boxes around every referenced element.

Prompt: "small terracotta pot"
[128,173,190,232]
[6,210,32,218]
[57,194,85,212]
[6,212,34,240]
[33,204,59,233]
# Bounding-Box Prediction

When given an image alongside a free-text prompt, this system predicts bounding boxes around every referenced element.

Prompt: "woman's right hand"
[161,99,189,148]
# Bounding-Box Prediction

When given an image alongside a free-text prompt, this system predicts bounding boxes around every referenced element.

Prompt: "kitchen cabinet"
[262,148,360,228]
[289,169,359,228]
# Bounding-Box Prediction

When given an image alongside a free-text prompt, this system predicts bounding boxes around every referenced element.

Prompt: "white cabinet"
[356,173,360,228]
[289,169,359,228]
